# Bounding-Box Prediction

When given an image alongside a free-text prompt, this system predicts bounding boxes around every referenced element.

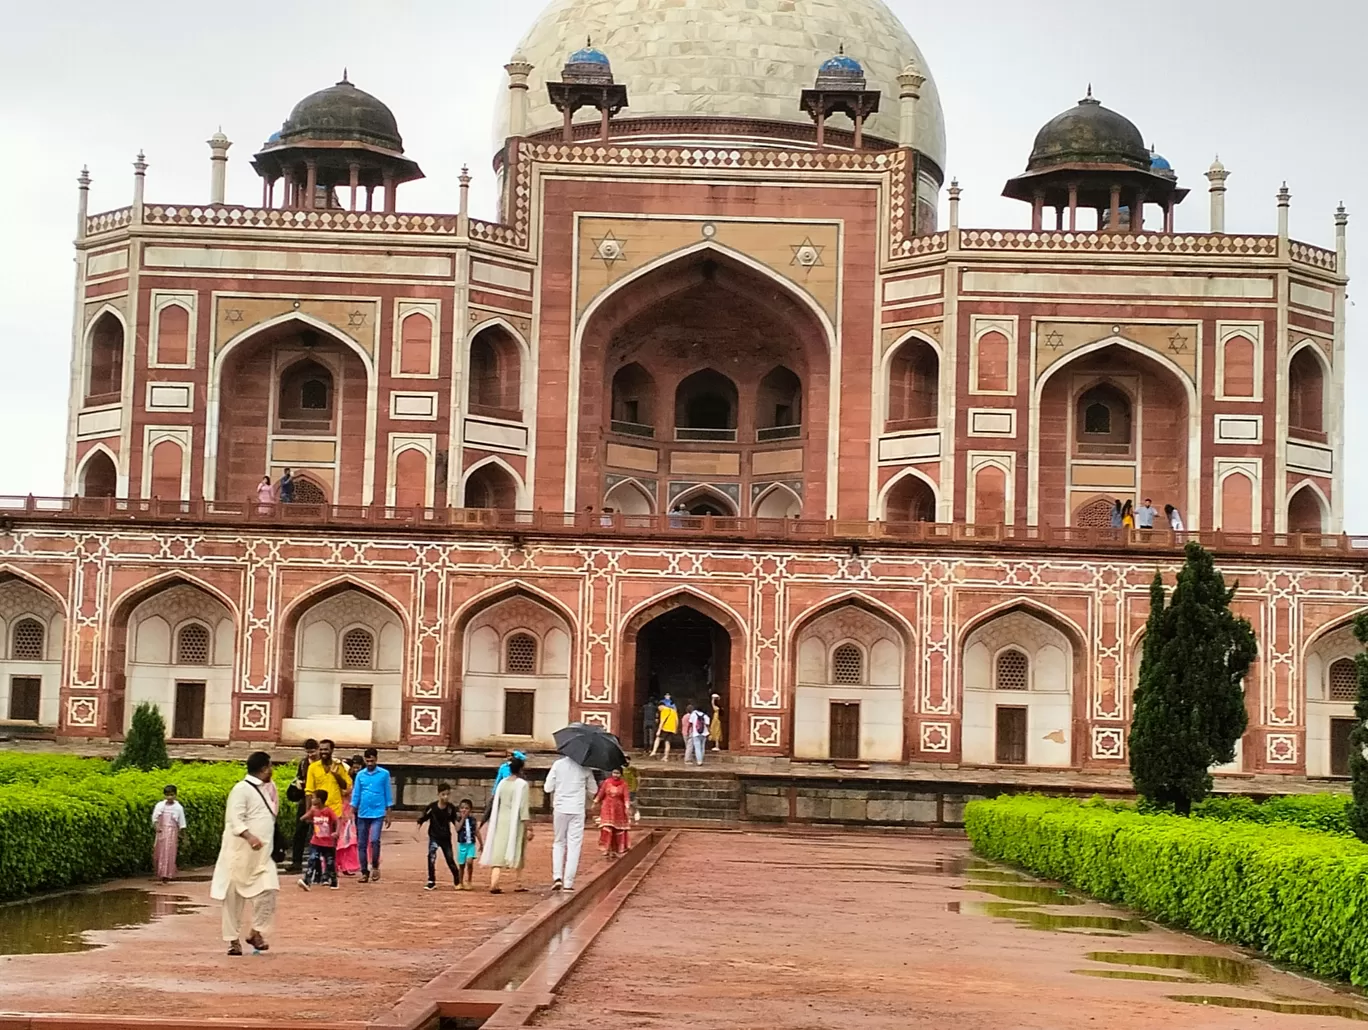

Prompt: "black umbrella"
[553,722,627,771]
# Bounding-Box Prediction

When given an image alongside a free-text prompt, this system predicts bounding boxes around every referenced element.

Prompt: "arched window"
[463,463,519,509]
[292,477,329,504]
[468,326,522,416]
[674,369,738,440]
[1287,486,1327,534]
[1075,383,1132,454]
[80,450,118,499]
[86,312,125,402]
[995,649,1029,690]
[1329,658,1358,702]
[610,363,657,437]
[341,628,375,669]
[887,338,939,428]
[155,305,190,365]
[831,643,863,685]
[505,632,538,674]
[1288,348,1326,436]
[756,366,802,440]
[277,360,335,432]
[11,618,44,661]
[884,475,936,523]
[175,623,211,666]
[398,312,433,376]
[1073,497,1116,528]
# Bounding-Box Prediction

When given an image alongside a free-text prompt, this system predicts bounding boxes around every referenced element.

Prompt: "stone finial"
[897,59,923,149]
[1205,155,1229,233]
[947,178,961,231]
[78,165,91,189]
[1277,182,1291,240]
[1335,201,1349,227]
[897,59,925,98]
[76,166,92,240]
[132,151,147,224]
[505,51,535,138]
[208,130,232,205]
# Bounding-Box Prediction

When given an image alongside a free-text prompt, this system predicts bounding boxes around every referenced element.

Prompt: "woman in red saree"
[335,756,362,876]
[593,768,631,858]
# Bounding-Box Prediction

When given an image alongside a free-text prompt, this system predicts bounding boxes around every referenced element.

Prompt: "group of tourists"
[287,739,395,889]
[645,692,722,762]
[205,744,637,955]
[1110,497,1184,531]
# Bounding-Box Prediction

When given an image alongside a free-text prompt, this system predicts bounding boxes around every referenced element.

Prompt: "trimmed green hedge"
[1192,792,1352,836]
[965,795,1368,985]
[0,756,294,901]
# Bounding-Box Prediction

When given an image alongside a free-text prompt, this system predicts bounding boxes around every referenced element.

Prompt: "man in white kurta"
[211,751,280,954]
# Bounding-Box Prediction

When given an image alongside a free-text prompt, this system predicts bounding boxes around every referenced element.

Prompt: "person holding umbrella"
[543,748,596,893]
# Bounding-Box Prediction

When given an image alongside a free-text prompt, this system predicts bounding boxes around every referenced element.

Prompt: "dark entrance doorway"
[995,706,1027,764]
[633,606,731,748]
[829,701,860,760]
[1331,717,1357,776]
[9,676,41,722]
[173,681,205,739]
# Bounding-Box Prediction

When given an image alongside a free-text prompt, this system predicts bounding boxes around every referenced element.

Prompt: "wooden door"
[1331,718,1358,776]
[995,706,1027,764]
[504,690,536,736]
[829,701,861,760]
[173,681,205,739]
[341,684,373,722]
[8,676,41,721]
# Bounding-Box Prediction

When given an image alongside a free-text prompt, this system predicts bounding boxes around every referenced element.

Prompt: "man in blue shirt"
[351,748,393,883]
[1134,498,1158,530]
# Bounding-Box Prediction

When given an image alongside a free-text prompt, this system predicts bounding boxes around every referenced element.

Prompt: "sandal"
[227,940,243,956]
[551,879,563,892]
[490,887,503,894]
[245,931,269,952]
[514,886,529,893]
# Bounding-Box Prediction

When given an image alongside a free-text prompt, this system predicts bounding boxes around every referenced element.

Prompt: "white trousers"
[552,811,585,887]
[221,886,277,942]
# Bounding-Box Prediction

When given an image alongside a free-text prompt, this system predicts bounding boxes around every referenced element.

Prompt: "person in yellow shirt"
[649,693,679,761]
[304,739,352,814]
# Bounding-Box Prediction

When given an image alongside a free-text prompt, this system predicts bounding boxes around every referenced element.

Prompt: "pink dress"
[152,800,185,880]
[335,797,360,874]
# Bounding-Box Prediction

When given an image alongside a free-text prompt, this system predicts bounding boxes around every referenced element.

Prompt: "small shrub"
[112,703,171,773]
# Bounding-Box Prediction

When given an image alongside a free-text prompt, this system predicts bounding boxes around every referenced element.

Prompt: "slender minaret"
[505,51,534,138]
[76,166,91,240]
[1277,182,1291,240]
[897,59,924,148]
[1335,202,1349,271]
[458,165,471,237]
[208,130,231,204]
[1204,156,1228,232]
[947,179,961,231]
[131,151,147,225]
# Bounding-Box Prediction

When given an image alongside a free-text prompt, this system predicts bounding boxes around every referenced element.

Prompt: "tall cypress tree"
[1129,540,1257,814]
[112,701,171,772]
[1347,614,1368,841]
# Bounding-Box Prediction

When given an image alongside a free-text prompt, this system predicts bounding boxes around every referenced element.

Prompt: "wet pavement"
[534,831,1368,1029]
[0,822,604,1022]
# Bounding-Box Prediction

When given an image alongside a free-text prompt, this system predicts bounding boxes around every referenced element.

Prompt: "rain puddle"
[1168,995,1368,1021]
[1085,951,1256,986]
[0,888,201,955]
[958,869,1029,883]
[964,883,1083,905]
[976,902,1150,934]
[1074,969,1197,984]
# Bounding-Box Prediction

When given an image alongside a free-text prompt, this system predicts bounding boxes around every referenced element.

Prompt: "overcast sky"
[0,1,1362,525]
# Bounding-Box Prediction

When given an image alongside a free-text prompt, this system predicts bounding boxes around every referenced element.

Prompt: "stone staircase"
[634,768,741,824]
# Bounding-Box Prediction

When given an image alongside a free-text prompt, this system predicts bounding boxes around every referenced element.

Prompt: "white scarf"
[480,776,530,867]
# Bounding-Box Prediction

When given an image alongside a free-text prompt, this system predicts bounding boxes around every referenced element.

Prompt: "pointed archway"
[619,591,745,751]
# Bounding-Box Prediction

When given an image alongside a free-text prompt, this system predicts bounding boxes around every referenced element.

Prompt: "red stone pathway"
[534,831,1368,1030]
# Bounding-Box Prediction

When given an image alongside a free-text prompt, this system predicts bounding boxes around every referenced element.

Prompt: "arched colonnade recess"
[275,580,407,747]
[1033,337,1196,530]
[616,591,746,751]
[580,243,834,520]
[789,596,913,762]
[453,584,575,750]
[105,574,239,741]
[1302,613,1368,777]
[958,601,1088,768]
[0,570,66,727]
[209,313,375,506]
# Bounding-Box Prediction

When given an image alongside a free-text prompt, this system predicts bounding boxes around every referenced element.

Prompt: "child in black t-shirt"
[417,783,460,890]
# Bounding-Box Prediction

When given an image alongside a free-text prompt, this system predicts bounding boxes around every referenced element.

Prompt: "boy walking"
[298,789,339,890]
[455,799,480,890]
[351,748,393,884]
[417,784,460,890]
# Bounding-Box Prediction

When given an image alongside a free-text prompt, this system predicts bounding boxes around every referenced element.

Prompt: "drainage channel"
[372,829,679,1030]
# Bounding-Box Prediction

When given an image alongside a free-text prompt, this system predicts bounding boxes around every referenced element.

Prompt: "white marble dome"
[496,0,947,168]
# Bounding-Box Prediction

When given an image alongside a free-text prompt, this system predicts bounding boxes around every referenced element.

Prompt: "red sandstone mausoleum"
[1,0,1359,778]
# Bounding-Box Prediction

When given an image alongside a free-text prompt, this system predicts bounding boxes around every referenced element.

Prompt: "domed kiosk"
[251,74,423,213]
[496,0,946,171]
[1003,89,1187,232]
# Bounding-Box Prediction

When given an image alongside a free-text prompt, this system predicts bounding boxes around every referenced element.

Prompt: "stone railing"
[0,496,1363,561]
[138,204,460,234]
[958,230,1282,258]
[84,207,133,235]
[469,218,523,247]
[1289,240,1339,273]
[893,232,949,258]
